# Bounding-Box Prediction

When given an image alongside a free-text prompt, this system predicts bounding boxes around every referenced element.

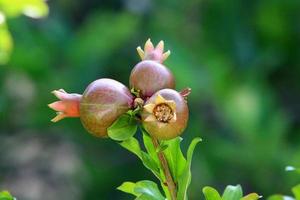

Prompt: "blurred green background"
[1,0,300,199]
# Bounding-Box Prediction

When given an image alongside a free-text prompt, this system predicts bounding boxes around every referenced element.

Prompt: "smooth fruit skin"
[80,78,133,137]
[142,89,189,140]
[130,60,175,98]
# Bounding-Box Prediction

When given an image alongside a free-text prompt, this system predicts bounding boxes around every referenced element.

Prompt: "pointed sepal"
[48,89,82,122]
[136,39,171,63]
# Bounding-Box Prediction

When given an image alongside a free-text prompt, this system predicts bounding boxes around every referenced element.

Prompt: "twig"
[151,137,177,200]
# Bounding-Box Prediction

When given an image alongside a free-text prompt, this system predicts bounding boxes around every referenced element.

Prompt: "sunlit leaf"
[142,130,159,165]
[242,193,262,200]
[120,137,161,180]
[117,180,165,200]
[120,137,142,159]
[222,185,243,200]
[140,151,161,179]
[108,114,137,141]
[162,137,186,182]
[202,186,222,200]
[177,137,201,200]
[0,0,48,18]
[117,182,139,196]
[141,130,170,198]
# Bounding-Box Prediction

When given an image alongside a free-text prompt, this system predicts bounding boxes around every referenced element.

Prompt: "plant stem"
[151,137,177,200]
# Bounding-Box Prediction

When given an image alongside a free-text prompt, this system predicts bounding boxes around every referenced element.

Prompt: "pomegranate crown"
[136,39,171,63]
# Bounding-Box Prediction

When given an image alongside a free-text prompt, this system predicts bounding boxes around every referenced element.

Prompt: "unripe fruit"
[80,78,133,137]
[130,39,175,98]
[49,78,134,138]
[142,89,189,140]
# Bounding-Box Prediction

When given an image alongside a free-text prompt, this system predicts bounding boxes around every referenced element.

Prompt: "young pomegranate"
[49,78,134,137]
[129,39,175,98]
[141,88,189,140]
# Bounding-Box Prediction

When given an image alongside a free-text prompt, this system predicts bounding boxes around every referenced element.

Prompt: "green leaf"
[267,195,294,200]
[108,114,137,141]
[156,144,168,153]
[120,137,142,159]
[0,0,49,18]
[222,185,243,200]
[134,180,165,200]
[117,182,139,196]
[242,193,261,200]
[292,184,300,200]
[0,15,12,65]
[117,180,165,200]
[142,131,170,199]
[120,137,161,180]
[0,191,14,200]
[177,137,202,200]
[140,151,161,179]
[142,130,159,164]
[162,137,186,182]
[202,186,222,200]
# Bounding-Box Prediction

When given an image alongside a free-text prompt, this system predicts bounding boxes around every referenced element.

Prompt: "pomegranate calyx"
[48,89,82,122]
[136,39,171,63]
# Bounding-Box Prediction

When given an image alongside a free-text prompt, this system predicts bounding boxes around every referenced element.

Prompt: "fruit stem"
[151,137,177,200]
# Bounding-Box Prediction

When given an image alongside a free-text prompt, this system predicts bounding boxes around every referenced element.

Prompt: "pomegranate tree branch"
[151,137,177,200]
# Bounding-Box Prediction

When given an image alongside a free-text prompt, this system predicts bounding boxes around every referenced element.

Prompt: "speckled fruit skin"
[130,60,175,98]
[142,89,188,140]
[80,78,133,137]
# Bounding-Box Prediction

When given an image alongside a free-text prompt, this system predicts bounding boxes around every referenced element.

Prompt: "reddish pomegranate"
[129,39,175,98]
[141,88,189,140]
[49,78,134,137]
[80,79,133,137]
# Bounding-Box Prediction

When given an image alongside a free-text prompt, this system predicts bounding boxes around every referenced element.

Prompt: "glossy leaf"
[142,131,171,199]
[120,137,142,159]
[242,193,262,200]
[117,182,139,196]
[120,137,161,180]
[108,114,137,141]
[0,0,48,18]
[140,151,161,179]
[202,186,222,200]
[162,137,186,182]
[142,130,159,165]
[117,180,165,200]
[177,137,201,200]
[222,185,243,200]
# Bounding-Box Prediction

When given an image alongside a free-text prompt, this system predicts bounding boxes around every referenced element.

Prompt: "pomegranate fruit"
[129,39,175,98]
[141,88,189,140]
[49,78,134,138]
[80,78,133,137]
